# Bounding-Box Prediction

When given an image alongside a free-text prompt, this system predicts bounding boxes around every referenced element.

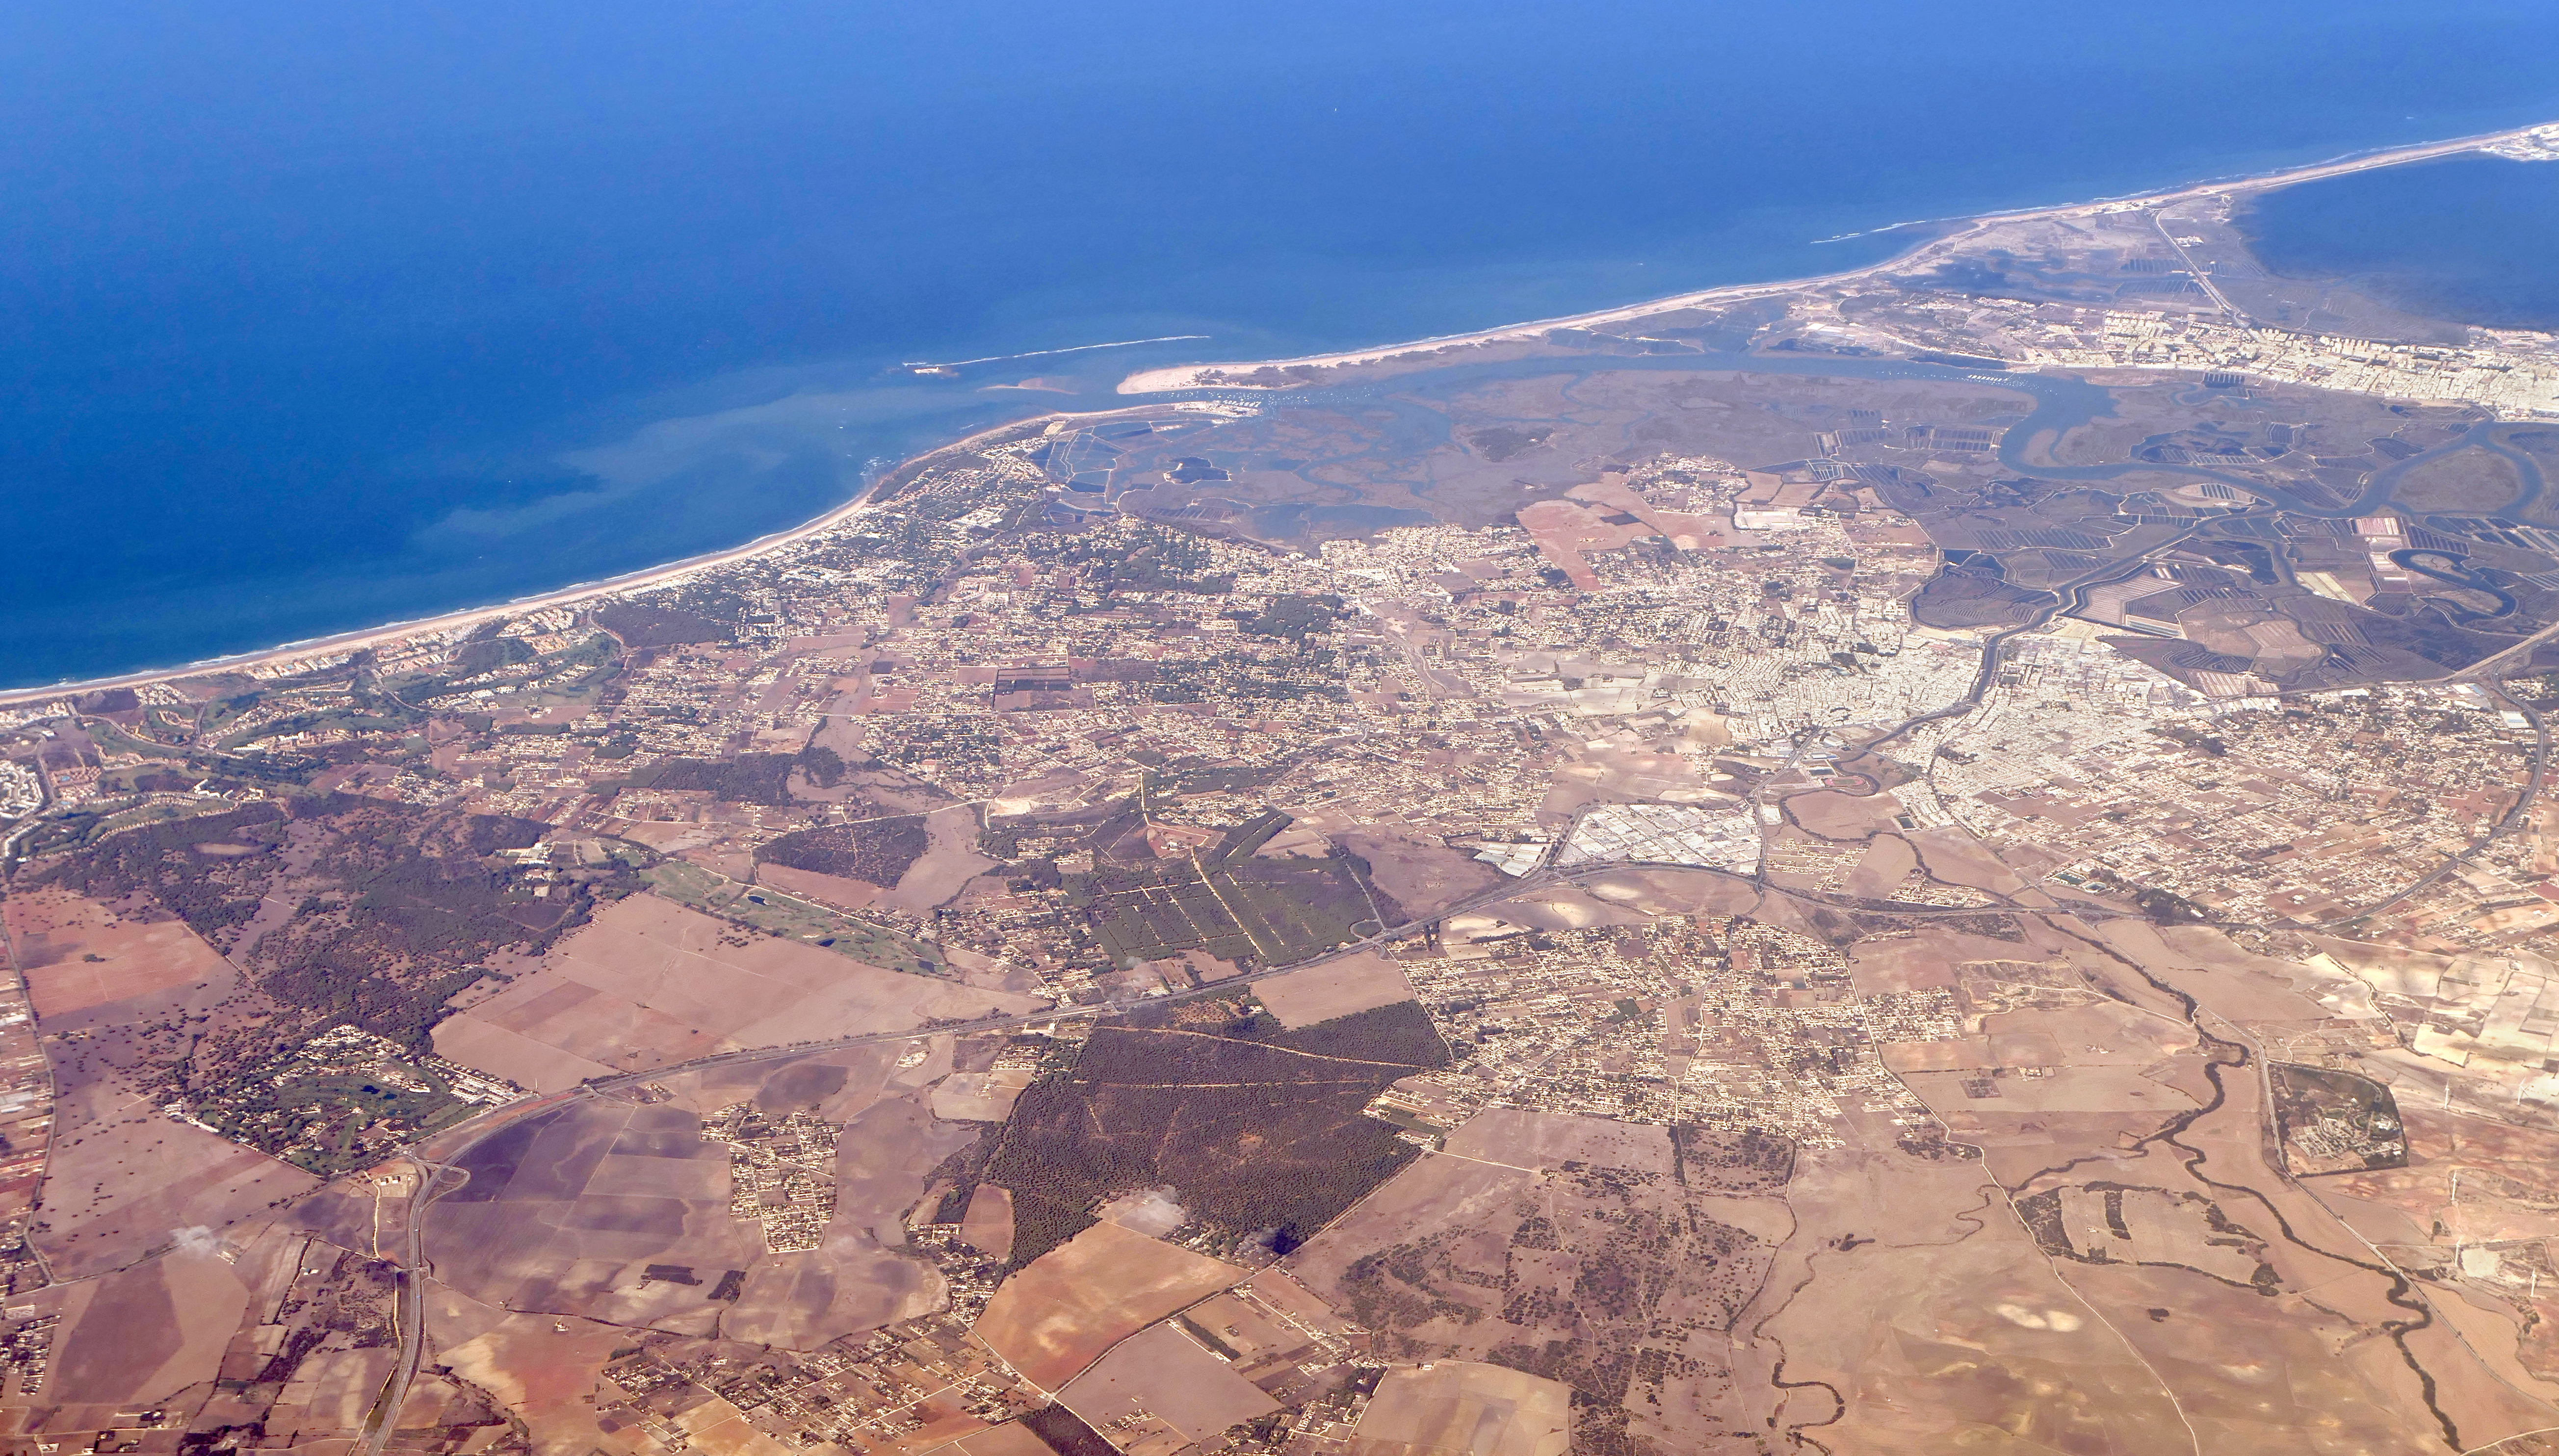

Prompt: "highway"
[2148,208,2253,332]
[357,1162,462,1456]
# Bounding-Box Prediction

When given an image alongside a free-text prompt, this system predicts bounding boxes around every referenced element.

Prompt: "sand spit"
[10,118,2552,710]
[1113,119,2556,395]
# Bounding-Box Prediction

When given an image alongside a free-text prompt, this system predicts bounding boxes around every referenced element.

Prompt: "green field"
[188,1043,491,1177]
[643,859,947,975]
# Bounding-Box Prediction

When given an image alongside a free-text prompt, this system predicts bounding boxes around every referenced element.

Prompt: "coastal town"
[6,130,2559,1456]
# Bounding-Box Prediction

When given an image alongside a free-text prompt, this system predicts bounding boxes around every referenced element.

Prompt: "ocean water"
[7,1,2559,687]
[2236,154,2559,331]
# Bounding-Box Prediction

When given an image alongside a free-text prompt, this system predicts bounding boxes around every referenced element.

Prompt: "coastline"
[8,116,2553,712]
[1114,118,2559,394]
[0,413,1056,709]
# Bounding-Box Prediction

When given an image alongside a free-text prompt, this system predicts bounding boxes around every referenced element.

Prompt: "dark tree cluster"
[620,754,798,806]
[983,1005,1445,1267]
[755,816,929,888]
[595,600,730,648]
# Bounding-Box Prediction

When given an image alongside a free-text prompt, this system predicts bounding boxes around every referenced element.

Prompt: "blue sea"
[2238,154,2559,331]
[7,1,2559,687]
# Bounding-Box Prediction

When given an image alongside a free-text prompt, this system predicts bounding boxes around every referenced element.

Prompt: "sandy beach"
[9,117,2552,713]
[0,414,1055,710]
[1114,120,2559,395]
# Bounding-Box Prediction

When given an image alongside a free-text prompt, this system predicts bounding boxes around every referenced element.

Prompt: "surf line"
[901,333,1210,371]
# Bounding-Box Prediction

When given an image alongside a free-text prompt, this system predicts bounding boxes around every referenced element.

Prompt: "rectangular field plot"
[1079,856,1385,968]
